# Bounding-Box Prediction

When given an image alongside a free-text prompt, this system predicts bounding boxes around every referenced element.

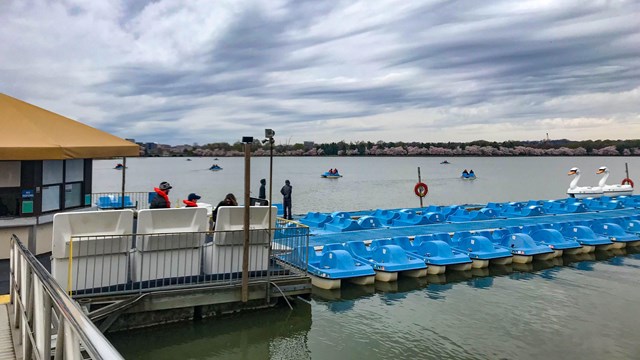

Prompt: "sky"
[1,0,639,145]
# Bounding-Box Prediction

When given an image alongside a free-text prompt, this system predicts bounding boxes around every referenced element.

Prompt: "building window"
[65,159,84,182]
[64,183,83,208]
[0,161,21,188]
[0,188,20,217]
[43,160,63,185]
[42,185,61,212]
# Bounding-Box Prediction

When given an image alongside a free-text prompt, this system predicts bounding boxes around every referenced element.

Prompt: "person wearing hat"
[182,193,201,208]
[150,181,172,209]
[258,178,267,200]
[280,180,292,220]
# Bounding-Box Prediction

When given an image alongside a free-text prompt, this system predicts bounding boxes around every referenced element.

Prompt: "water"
[101,156,640,359]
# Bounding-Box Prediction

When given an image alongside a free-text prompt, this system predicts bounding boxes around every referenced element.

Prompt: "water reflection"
[109,305,312,360]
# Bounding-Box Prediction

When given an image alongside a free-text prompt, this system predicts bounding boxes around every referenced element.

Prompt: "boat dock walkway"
[309,208,638,247]
[0,301,17,360]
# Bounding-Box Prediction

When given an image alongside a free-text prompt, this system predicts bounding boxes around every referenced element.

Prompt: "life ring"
[622,178,634,188]
[414,182,429,197]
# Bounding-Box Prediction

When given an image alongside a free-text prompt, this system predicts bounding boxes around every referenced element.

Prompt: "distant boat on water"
[114,163,126,170]
[209,164,223,171]
[440,160,450,164]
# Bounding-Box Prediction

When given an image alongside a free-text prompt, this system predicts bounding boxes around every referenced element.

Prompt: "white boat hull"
[450,262,472,271]
[512,255,533,264]
[534,252,555,261]
[349,275,375,286]
[426,265,446,275]
[491,257,513,265]
[375,270,398,282]
[402,268,428,278]
[471,259,489,268]
[611,241,626,249]
[310,275,341,290]
[581,245,595,253]
[564,247,583,255]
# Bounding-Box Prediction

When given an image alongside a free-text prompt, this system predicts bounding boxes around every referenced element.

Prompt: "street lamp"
[262,129,275,302]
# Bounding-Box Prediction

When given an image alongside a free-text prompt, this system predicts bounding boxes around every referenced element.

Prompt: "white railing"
[9,234,124,360]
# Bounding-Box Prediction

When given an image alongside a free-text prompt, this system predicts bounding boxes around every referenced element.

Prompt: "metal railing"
[9,234,124,360]
[57,222,309,297]
[91,191,151,210]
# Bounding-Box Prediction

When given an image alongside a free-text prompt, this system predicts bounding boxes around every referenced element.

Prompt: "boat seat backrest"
[331,211,351,219]
[323,243,348,253]
[452,231,472,241]
[372,245,409,263]
[416,240,453,257]
[320,250,356,270]
[370,238,394,249]
[346,241,371,258]
[413,234,434,245]
[501,233,537,248]
[52,210,134,258]
[390,236,413,250]
[459,235,494,252]
[212,206,277,246]
[357,216,383,228]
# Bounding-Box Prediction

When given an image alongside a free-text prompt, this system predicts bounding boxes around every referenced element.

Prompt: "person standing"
[150,181,172,208]
[259,178,267,200]
[280,180,292,220]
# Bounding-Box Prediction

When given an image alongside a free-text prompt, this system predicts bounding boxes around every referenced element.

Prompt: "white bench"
[51,210,133,291]
[131,208,208,282]
[203,206,276,274]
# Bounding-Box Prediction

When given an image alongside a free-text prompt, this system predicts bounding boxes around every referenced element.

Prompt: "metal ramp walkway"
[0,303,16,360]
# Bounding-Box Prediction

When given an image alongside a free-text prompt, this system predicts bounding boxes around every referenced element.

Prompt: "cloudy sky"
[1,0,639,145]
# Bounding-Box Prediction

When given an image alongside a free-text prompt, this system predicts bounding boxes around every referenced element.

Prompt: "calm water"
[101,156,640,359]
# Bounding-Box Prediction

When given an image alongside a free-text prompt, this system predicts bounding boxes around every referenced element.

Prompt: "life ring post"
[622,178,634,188]
[417,167,423,207]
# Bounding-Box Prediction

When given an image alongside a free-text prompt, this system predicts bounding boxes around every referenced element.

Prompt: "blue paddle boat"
[449,231,513,267]
[525,228,583,256]
[209,164,223,171]
[321,169,342,178]
[392,235,473,273]
[340,241,427,282]
[461,170,476,180]
[279,245,375,289]
[560,224,613,252]
[114,163,126,170]
[590,221,640,249]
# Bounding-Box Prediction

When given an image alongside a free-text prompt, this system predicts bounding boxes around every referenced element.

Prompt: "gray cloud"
[1,0,639,144]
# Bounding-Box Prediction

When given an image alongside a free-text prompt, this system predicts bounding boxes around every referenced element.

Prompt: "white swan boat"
[597,166,633,197]
[567,167,603,198]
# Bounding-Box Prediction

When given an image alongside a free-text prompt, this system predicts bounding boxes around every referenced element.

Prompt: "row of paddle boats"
[280,214,640,289]
[299,195,640,233]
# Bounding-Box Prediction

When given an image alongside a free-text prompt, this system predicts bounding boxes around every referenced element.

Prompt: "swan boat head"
[567,167,603,198]
[596,166,609,187]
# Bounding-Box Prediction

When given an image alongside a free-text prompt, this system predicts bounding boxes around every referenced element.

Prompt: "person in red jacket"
[150,181,172,208]
[183,193,201,207]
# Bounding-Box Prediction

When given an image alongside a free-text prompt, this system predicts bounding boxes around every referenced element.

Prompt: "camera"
[265,129,275,139]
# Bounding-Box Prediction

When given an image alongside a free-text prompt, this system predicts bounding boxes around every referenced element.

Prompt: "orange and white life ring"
[414,182,429,197]
[621,178,634,188]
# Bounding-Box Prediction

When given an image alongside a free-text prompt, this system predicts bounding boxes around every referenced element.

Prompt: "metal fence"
[9,234,124,360]
[91,191,151,210]
[57,222,309,297]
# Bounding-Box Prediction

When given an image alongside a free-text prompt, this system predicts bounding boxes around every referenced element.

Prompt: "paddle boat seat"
[498,233,554,262]
[324,216,362,232]
[370,209,401,225]
[560,225,613,251]
[357,216,384,229]
[279,246,374,289]
[300,212,333,228]
[590,222,640,246]
[392,211,437,226]
[583,198,625,211]
[344,241,426,274]
[447,208,491,222]
[331,211,352,219]
[410,236,472,269]
[451,234,512,263]
[528,229,582,255]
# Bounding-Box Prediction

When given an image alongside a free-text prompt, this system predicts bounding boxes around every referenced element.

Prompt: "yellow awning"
[0,93,139,160]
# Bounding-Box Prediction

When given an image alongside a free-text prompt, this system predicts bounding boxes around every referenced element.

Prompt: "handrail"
[10,234,124,360]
